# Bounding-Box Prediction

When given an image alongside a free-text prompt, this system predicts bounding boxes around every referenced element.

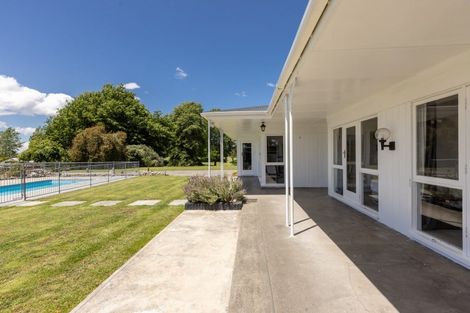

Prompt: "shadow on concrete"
[293,188,470,313]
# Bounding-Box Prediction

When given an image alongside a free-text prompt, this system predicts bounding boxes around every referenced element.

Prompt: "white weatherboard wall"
[293,121,328,187]
[236,120,327,188]
[326,49,470,267]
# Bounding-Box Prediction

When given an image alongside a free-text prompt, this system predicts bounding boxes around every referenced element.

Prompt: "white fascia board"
[201,110,269,120]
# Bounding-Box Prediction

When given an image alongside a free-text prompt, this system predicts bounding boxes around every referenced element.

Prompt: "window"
[363,174,378,211]
[266,136,283,162]
[265,136,284,185]
[416,94,458,180]
[361,118,378,170]
[346,126,356,193]
[414,93,462,251]
[417,183,462,249]
[266,165,284,184]
[333,128,342,165]
[334,169,343,195]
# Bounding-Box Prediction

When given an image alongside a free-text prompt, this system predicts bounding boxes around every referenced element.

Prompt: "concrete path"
[229,185,470,313]
[72,210,240,313]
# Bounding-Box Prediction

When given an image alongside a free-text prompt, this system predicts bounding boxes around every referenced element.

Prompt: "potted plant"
[183,176,246,210]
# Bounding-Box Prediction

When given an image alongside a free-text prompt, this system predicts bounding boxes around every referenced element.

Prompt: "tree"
[0,128,21,161]
[18,129,67,162]
[167,102,206,166]
[126,145,163,167]
[68,125,127,162]
[209,126,236,165]
[42,84,170,154]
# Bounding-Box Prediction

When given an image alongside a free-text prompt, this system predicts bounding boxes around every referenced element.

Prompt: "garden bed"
[185,201,243,211]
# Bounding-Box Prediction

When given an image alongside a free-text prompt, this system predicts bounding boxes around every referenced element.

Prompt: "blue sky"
[0,0,307,142]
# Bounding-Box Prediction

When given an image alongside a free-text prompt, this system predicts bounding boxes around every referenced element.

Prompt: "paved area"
[72,210,241,313]
[15,201,47,207]
[229,180,470,313]
[91,201,122,207]
[169,199,187,206]
[129,200,160,206]
[52,201,86,207]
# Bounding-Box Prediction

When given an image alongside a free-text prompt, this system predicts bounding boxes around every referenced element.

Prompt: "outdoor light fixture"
[260,122,266,132]
[375,128,395,150]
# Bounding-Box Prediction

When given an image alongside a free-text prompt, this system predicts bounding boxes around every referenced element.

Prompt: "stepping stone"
[53,201,86,207]
[129,200,161,206]
[169,199,187,206]
[16,201,47,207]
[91,201,122,207]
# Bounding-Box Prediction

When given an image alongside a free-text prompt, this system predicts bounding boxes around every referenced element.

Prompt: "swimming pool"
[0,179,86,196]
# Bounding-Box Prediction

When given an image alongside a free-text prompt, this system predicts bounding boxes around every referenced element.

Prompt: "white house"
[202,0,470,268]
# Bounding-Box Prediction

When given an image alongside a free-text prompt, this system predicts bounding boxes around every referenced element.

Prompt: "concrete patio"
[229,178,470,312]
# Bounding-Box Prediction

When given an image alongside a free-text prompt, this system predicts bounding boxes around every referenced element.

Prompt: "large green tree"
[68,125,127,162]
[167,102,207,165]
[43,84,170,154]
[18,129,67,162]
[0,128,22,161]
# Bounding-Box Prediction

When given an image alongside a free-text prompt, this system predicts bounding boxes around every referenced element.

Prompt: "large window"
[265,136,284,184]
[361,118,378,170]
[266,136,283,163]
[414,93,462,250]
[360,117,379,211]
[416,94,458,180]
[417,184,462,249]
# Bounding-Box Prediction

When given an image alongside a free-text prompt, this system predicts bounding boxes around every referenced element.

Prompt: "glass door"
[344,123,358,201]
[332,127,343,195]
[240,142,254,176]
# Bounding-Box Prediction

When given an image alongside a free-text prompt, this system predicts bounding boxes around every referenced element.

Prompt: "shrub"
[184,176,246,205]
[126,144,163,167]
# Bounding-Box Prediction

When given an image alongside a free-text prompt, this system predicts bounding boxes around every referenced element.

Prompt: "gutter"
[267,0,330,116]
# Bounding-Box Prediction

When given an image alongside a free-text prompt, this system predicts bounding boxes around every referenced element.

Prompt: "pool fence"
[0,161,139,204]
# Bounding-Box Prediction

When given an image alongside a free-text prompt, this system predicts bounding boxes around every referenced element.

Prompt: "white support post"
[288,91,295,237]
[208,120,211,177]
[220,129,224,179]
[284,96,290,227]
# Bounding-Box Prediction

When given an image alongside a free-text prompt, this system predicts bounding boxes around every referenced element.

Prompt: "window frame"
[359,116,379,213]
[411,88,466,254]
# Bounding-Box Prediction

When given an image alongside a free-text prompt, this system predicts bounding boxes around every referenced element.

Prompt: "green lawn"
[0,176,188,312]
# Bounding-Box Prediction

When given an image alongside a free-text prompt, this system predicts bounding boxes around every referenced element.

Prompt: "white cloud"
[0,121,7,129]
[175,67,188,79]
[123,82,140,90]
[235,91,247,97]
[0,75,73,116]
[267,82,276,88]
[19,141,29,153]
[135,96,141,101]
[15,127,36,136]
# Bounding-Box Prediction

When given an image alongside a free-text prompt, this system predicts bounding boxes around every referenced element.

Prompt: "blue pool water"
[0,179,85,196]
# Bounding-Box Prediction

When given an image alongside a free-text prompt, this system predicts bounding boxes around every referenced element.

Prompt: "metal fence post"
[89,162,92,187]
[125,162,127,179]
[58,162,61,194]
[21,164,27,200]
[107,163,110,183]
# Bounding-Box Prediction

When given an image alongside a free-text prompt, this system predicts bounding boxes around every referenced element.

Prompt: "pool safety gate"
[0,161,139,204]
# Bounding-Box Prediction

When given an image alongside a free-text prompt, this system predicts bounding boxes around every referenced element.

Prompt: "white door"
[239,142,255,176]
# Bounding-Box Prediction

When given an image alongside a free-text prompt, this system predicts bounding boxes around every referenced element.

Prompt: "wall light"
[260,122,266,132]
[375,128,395,150]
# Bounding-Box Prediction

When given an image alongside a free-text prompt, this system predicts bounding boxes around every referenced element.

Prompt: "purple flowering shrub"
[184,176,246,205]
